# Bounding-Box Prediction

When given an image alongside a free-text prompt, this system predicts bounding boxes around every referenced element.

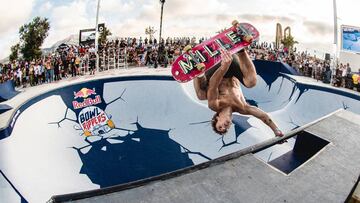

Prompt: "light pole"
[331,0,338,83]
[159,0,165,44]
[95,0,101,72]
[158,0,165,66]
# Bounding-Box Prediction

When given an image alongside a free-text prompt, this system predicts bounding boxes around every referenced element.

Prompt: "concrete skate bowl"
[0,61,359,202]
[0,80,19,103]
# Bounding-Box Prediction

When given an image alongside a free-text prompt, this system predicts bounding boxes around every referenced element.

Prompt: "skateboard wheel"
[243,35,253,43]
[197,72,205,78]
[84,130,92,137]
[107,119,115,128]
[232,20,239,26]
[183,45,192,52]
[196,63,206,71]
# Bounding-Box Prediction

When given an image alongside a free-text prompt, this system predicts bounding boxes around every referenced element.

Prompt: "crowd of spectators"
[0,44,96,87]
[248,42,333,81]
[1,36,359,91]
[248,42,359,90]
[97,36,202,69]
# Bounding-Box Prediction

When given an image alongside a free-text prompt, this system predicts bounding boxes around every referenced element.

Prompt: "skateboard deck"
[171,21,259,83]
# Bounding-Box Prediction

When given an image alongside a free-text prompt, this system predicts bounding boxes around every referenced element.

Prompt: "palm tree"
[98,26,112,45]
[281,35,298,52]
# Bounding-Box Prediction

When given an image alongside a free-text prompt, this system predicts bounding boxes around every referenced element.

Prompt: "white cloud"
[0,0,35,59]
[0,0,35,37]
[0,34,21,61]
[51,0,93,29]
[1,0,359,60]
[39,1,53,14]
[337,0,360,27]
[43,0,95,48]
[164,0,228,16]
[100,0,135,14]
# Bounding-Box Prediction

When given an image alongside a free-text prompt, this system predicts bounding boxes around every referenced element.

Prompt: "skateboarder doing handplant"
[193,49,284,137]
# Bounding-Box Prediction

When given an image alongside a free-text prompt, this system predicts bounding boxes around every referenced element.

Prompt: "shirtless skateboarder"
[193,48,284,137]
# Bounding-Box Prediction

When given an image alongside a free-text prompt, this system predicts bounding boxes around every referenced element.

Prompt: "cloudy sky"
[0,0,359,59]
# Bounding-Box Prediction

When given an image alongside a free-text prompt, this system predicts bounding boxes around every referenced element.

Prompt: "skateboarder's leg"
[237,94,283,137]
[234,50,257,88]
[241,105,283,137]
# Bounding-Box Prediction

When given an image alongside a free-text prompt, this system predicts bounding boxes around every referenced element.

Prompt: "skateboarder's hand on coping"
[220,49,232,70]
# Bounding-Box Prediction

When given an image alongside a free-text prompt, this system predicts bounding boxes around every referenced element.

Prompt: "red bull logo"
[73,95,102,109]
[74,88,97,99]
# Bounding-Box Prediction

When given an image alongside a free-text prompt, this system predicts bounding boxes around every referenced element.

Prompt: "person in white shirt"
[34,63,40,85]
[17,68,22,87]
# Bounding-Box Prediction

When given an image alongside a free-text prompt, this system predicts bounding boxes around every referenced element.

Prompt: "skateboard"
[171,20,259,83]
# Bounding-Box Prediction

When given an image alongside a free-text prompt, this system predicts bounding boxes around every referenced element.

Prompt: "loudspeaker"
[98,23,105,32]
[325,53,330,61]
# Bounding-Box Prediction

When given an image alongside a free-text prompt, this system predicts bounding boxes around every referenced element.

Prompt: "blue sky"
[0,0,359,60]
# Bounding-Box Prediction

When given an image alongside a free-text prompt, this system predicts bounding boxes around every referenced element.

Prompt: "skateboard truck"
[232,20,253,43]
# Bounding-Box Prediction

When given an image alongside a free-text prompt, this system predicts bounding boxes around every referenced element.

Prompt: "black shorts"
[204,54,245,85]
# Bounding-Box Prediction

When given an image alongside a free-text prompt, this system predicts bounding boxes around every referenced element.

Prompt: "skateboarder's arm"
[207,85,219,111]
[207,50,232,111]
[208,50,233,89]
[193,76,207,100]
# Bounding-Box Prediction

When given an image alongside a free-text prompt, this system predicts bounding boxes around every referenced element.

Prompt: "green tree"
[9,43,20,61]
[98,26,112,45]
[281,35,298,51]
[19,17,50,61]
